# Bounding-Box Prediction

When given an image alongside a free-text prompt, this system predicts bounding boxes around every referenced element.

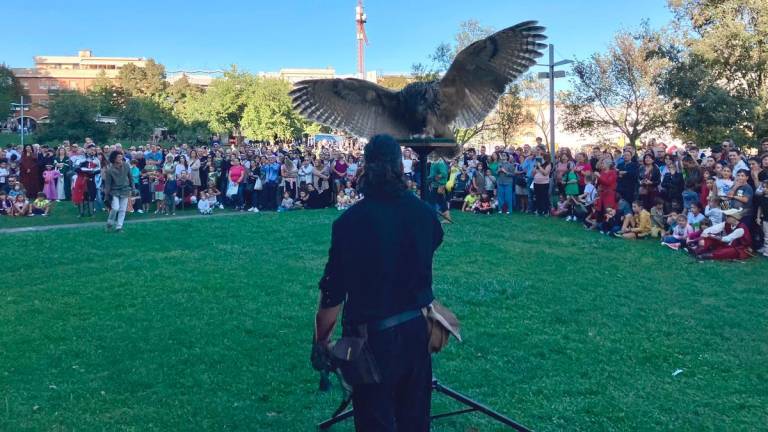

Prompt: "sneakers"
[137,209,144,214]
[663,242,681,250]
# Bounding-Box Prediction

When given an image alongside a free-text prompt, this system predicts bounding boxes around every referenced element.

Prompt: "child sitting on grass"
[279,191,295,212]
[473,192,493,214]
[12,193,29,216]
[650,198,666,238]
[620,201,651,239]
[598,207,622,235]
[198,191,213,215]
[462,191,479,212]
[704,196,723,225]
[661,214,694,250]
[551,194,569,218]
[0,191,12,215]
[30,193,52,216]
[686,202,706,230]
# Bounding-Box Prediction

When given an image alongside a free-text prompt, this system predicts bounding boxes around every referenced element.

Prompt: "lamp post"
[536,44,573,157]
[10,96,31,147]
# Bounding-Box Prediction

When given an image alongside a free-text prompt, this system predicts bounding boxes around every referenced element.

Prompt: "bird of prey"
[290,21,546,155]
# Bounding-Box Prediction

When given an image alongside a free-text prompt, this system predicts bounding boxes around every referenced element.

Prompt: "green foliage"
[37,92,108,143]
[179,66,256,136]
[115,97,170,140]
[0,64,25,115]
[88,71,128,116]
[493,84,529,145]
[118,59,168,98]
[377,75,411,90]
[660,0,768,145]
[241,78,309,141]
[562,29,671,146]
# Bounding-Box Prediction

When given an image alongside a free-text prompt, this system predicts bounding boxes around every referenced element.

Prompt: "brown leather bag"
[424,301,462,353]
[330,327,382,387]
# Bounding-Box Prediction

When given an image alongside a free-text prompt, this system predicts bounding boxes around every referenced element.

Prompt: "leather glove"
[311,340,333,372]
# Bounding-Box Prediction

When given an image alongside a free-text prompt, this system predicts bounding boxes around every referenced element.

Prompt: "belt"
[369,309,423,332]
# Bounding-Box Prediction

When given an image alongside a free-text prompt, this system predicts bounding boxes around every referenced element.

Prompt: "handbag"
[226,181,239,197]
[253,177,263,191]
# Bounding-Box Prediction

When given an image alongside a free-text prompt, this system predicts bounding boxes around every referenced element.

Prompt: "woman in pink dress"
[42,164,61,200]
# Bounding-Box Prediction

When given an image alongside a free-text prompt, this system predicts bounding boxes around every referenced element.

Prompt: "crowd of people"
[1,134,767,261]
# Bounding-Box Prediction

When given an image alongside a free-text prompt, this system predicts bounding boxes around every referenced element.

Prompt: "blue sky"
[4,0,673,76]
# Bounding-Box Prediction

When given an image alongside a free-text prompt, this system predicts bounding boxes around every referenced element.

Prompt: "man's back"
[322,192,443,327]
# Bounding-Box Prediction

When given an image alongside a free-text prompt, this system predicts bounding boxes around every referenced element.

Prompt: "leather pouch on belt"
[330,328,382,386]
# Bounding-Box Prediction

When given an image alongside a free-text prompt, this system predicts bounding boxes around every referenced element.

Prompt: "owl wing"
[438,21,547,129]
[290,78,408,138]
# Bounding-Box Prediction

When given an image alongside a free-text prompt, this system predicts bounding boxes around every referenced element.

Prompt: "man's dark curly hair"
[357,134,407,198]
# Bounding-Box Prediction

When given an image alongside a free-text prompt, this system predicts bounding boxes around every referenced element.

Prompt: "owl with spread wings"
[290,21,546,155]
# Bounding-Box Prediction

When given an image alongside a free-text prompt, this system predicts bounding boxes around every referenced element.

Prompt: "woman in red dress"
[19,145,41,197]
[596,159,618,212]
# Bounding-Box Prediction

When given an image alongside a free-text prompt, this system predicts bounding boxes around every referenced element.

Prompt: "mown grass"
[1,210,766,431]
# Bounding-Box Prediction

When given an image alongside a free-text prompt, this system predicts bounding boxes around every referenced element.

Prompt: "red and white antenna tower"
[355,0,368,79]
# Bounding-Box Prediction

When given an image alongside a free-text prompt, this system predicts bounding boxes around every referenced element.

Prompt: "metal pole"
[548,44,555,158]
[20,95,25,147]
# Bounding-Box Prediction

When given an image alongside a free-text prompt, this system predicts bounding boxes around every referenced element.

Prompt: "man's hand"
[311,340,333,372]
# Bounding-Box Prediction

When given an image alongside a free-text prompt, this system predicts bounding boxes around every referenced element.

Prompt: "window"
[70,81,78,90]
[49,82,59,90]
[39,81,48,90]
[21,82,29,90]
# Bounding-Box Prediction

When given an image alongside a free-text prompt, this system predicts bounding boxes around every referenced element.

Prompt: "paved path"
[0,211,253,234]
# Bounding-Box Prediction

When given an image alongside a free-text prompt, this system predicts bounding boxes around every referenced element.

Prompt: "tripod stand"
[316,139,531,431]
[317,376,531,431]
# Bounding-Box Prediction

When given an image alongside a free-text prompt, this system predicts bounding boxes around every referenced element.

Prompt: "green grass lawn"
[0,201,233,229]
[1,210,766,431]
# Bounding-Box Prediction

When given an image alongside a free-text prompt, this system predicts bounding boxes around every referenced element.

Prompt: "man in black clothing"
[313,134,444,432]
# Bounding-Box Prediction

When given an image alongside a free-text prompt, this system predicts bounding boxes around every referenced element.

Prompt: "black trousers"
[351,315,432,432]
[534,183,549,215]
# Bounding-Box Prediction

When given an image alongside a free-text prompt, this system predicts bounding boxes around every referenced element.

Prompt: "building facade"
[11,50,146,126]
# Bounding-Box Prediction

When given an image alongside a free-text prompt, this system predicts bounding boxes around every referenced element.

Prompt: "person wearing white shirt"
[692,209,752,260]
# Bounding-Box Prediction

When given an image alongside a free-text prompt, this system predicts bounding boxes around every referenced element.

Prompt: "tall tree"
[38,92,107,142]
[180,66,257,137]
[241,78,309,141]
[562,29,671,147]
[659,0,768,144]
[88,71,128,116]
[115,97,169,140]
[118,59,168,98]
[492,84,529,146]
[519,74,555,146]
[0,64,25,117]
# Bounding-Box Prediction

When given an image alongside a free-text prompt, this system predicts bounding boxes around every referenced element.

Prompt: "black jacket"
[319,192,443,327]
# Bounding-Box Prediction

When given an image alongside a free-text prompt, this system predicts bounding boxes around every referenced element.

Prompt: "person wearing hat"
[691,208,753,260]
[312,134,443,431]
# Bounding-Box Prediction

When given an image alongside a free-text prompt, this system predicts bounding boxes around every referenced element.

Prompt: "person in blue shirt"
[262,155,281,210]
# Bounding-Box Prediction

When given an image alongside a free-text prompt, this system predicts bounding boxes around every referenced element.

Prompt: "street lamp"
[10,96,31,147]
[537,44,573,157]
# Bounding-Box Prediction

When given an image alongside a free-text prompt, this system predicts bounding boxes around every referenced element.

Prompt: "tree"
[38,92,107,142]
[118,59,168,98]
[0,64,25,118]
[88,71,128,116]
[519,74,555,146]
[410,19,500,145]
[377,75,411,91]
[492,84,529,146]
[115,97,169,140]
[241,78,309,141]
[658,0,768,145]
[562,29,671,147]
[181,66,257,137]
